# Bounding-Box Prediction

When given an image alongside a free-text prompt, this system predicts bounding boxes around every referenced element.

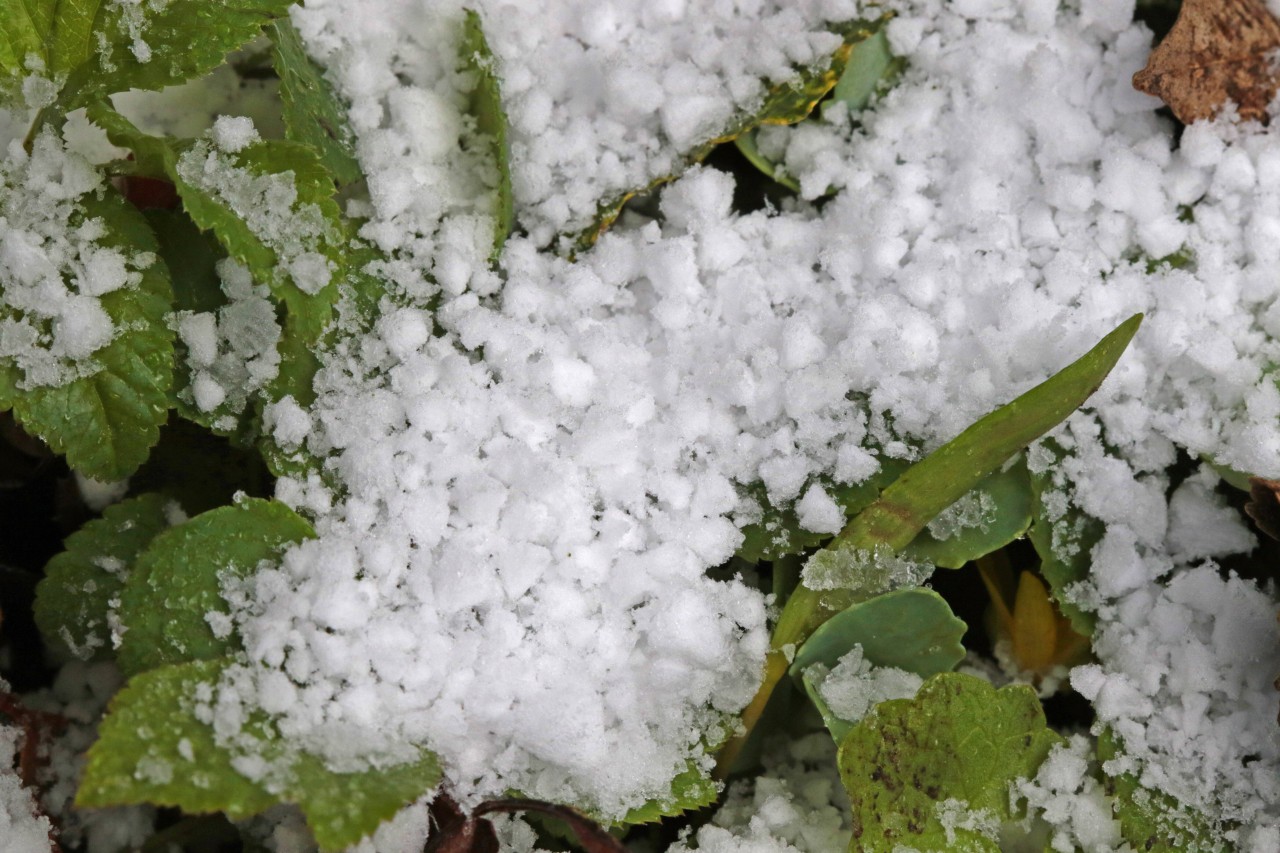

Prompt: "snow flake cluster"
[0,132,149,389]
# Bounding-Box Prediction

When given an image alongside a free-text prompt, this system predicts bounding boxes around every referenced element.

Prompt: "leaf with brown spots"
[836,673,1061,852]
[1133,0,1280,124]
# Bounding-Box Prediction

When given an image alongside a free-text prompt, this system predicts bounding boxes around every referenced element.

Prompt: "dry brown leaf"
[1245,476,1280,540]
[1133,0,1280,123]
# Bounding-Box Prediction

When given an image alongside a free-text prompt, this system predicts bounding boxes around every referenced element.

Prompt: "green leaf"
[790,588,966,741]
[828,28,901,113]
[461,9,513,260]
[34,493,174,661]
[1096,729,1227,852]
[812,314,1142,572]
[80,658,444,852]
[289,749,443,852]
[78,658,278,819]
[737,459,908,563]
[2,0,295,110]
[2,179,175,480]
[1027,443,1102,636]
[902,457,1033,569]
[115,497,314,676]
[617,762,720,826]
[88,104,344,343]
[268,17,362,186]
[837,673,1062,852]
[717,317,1141,779]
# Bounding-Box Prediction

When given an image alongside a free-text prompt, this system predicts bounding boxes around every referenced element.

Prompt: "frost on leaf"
[837,673,1061,852]
[80,658,443,852]
[115,498,314,676]
[1132,0,1280,124]
[0,131,174,480]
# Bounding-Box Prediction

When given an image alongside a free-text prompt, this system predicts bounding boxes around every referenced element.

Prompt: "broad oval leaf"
[902,456,1033,570]
[789,588,966,741]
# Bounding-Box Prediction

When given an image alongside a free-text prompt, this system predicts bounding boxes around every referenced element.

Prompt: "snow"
[810,645,922,724]
[0,131,154,389]
[173,258,282,428]
[188,0,1280,827]
[666,734,852,853]
[5,0,1280,843]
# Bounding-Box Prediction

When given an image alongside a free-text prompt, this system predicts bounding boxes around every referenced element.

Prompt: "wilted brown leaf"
[1245,476,1280,540]
[1133,0,1280,123]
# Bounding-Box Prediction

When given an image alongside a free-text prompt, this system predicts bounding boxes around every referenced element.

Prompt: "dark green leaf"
[34,493,173,661]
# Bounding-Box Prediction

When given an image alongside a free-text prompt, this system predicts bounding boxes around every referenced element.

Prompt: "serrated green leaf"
[461,9,513,260]
[737,460,909,564]
[837,673,1062,852]
[2,176,175,480]
[902,457,1033,570]
[116,497,314,676]
[34,492,173,661]
[88,104,344,343]
[2,0,296,111]
[268,17,362,186]
[1096,729,1227,852]
[617,762,719,826]
[80,657,443,852]
[1027,445,1101,637]
[79,658,279,818]
[790,588,966,741]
